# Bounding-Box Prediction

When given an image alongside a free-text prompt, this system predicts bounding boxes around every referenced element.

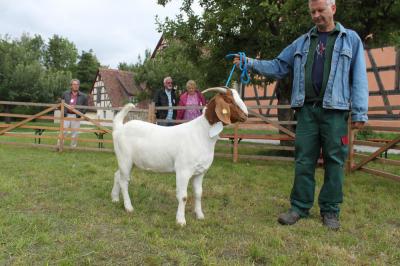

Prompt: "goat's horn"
[202,87,228,94]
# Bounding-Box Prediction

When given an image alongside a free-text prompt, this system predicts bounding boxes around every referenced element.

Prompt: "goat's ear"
[214,94,231,125]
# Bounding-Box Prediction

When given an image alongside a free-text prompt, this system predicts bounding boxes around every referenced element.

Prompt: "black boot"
[278,210,301,225]
[321,213,340,230]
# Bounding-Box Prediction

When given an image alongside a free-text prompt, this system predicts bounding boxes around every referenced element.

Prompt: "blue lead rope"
[225,52,250,87]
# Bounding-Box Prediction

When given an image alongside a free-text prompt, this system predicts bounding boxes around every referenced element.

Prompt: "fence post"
[233,123,239,163]
[346,115,354,174]
[148,102,156,123]
[58,100,65,152]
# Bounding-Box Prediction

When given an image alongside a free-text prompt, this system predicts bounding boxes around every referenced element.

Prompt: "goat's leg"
[111,170,121,202]
[176,171,191,226]
[192,173,205,220]
[119,166,134,212]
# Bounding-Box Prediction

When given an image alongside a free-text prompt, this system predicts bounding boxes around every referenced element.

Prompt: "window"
[96,88,101,103]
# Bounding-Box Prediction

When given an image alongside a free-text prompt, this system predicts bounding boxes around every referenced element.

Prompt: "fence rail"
[0,101,134,152]
[1,100,399,182]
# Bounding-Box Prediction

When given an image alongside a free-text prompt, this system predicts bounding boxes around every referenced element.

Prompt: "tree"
[37,70,72,102]
[0,34,78,123]
[132,41,206,98]
[157,0,400,83]
[0,34,47,102]
[118,62,136,72]
[157,0,312,87]
[0,33,101,107]
[334,0,400,48]
[0,34,71,121]
[156,0,400,132]
[76,49,100,93]
[44,34,78,72]
[390,31,400,48]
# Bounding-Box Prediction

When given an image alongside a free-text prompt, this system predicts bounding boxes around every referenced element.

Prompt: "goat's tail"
[113,103,135,131]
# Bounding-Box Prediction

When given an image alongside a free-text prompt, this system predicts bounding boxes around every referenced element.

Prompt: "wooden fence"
[152,104,400,182]
[0,100,148,152]
[347,105,400,181]
[1,100,399,182]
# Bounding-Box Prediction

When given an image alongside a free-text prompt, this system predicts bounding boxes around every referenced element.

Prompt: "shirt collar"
[310,22,341,37]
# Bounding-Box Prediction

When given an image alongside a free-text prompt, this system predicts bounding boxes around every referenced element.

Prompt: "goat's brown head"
[203,87,248,126]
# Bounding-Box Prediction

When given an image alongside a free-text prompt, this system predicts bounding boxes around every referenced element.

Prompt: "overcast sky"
[0,0,200,68]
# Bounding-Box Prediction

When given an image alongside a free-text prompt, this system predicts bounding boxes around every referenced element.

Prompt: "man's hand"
[351,121,365,130]
[233,54,250,68]
[233,55,242,68]
[232,54,252,68]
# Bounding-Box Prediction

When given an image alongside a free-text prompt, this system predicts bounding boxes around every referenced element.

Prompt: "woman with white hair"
[177,80,206,121]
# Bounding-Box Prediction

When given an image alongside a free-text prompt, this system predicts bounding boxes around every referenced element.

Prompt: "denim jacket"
[248,23,368,122]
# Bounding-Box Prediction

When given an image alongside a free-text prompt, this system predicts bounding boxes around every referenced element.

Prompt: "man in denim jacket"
[234,0,368,230]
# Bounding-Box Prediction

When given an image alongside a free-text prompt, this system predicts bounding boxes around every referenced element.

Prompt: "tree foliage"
[44,35,78,72]
[334,0,400,48]
[144,0,399,138]
[76,49,101,93]
[123,41,206,97]
[0,33,101,104]
[156,0,400,88]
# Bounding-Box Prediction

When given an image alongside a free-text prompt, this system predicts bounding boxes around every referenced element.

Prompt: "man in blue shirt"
[234,0,368,230]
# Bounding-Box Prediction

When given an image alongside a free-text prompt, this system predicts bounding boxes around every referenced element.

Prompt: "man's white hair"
[309,0,335,5]
[163,76,172,84]
[70,79,80,85]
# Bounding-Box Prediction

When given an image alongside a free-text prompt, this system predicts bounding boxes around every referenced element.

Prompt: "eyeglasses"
[166,81,173,84]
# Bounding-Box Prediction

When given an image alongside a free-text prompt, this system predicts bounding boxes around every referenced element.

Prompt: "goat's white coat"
[111,89,247,225]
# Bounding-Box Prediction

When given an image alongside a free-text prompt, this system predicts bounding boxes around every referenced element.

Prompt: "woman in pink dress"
[177,80,207,122]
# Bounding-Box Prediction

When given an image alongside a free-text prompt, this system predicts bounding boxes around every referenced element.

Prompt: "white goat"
[111,87,248,226]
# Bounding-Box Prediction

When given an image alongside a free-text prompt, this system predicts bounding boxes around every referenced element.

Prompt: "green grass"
[1,145,400,265]
[356,129,398,140]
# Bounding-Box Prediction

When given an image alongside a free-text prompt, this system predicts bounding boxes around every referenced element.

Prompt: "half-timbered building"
[89,68,145,120]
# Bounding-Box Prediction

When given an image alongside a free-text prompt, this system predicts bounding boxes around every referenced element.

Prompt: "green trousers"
[290,103,349,217]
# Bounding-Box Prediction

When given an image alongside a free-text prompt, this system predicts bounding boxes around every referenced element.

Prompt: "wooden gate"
[346,105,400,182]
[0,100,148,152]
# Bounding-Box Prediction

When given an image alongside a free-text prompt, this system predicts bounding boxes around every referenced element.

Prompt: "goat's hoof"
[125,205,134,213]
[176,219,186,227]
[111,197,119,203]
[196,212,205,220]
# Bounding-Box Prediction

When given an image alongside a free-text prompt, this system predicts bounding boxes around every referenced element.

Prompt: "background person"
[177,80,206,121]
[58,79,88,148]
[153,76,177,126]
